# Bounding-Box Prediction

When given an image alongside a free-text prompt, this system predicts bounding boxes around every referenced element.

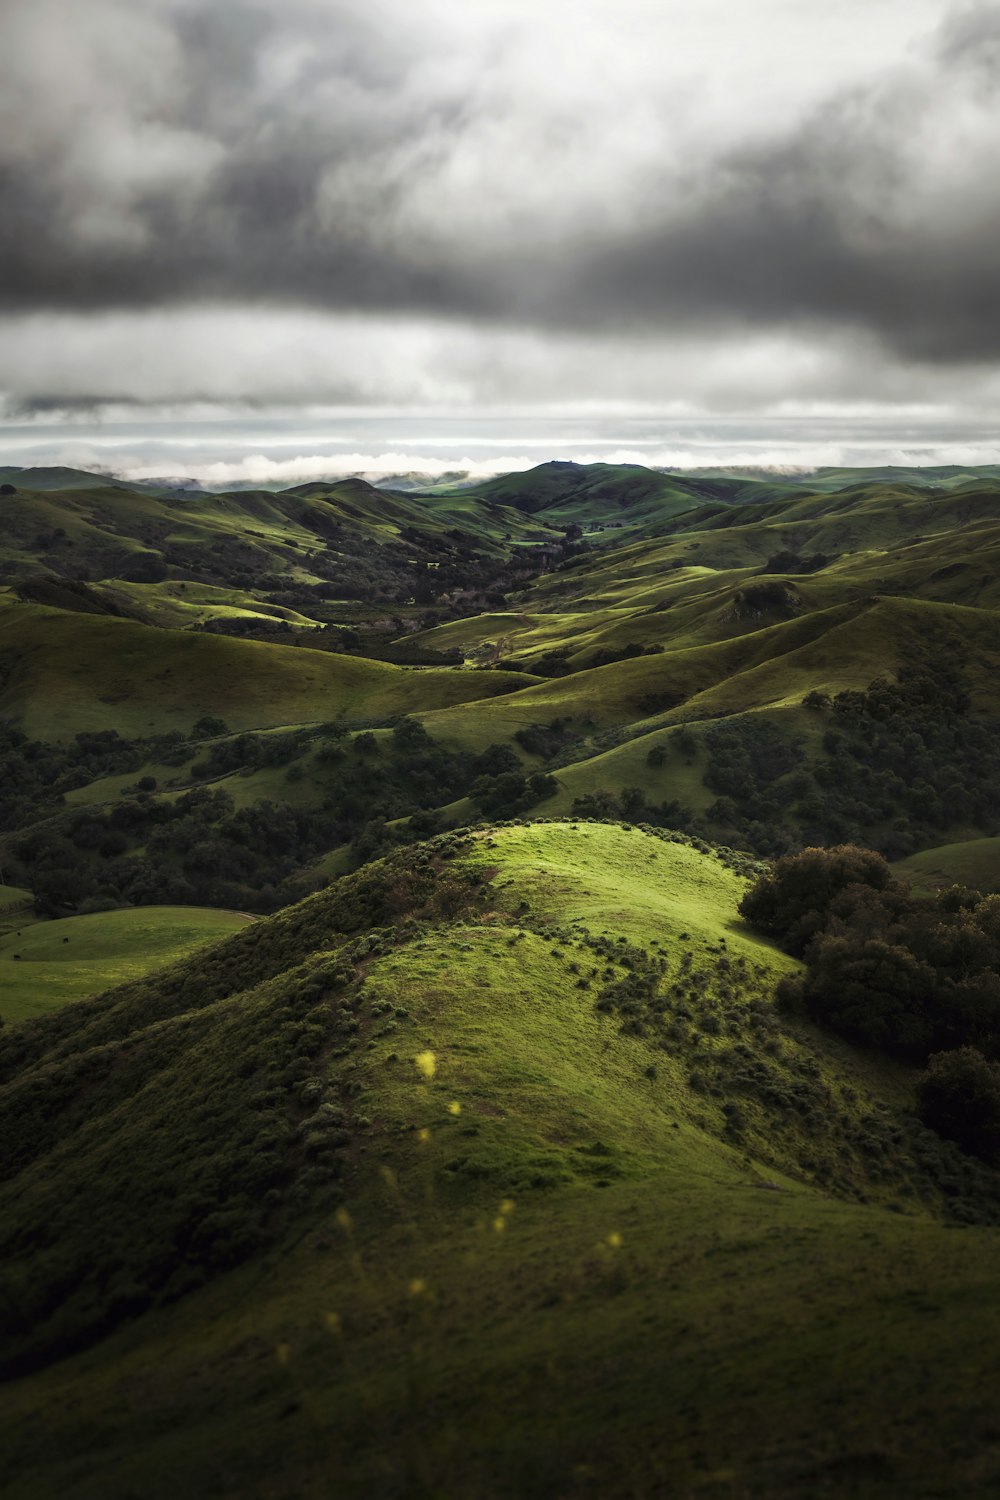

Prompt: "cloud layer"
[1,0,999,430]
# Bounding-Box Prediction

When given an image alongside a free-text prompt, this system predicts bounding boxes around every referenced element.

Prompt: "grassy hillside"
[1,822,999,1497]
[0,906,253,1024]
[0,601,530,738]
[724,462,1000,493]
[0,473,563,583]
[413,483,1000,662]
[0,466,134,492]
[420,596,998,754]
[3,462,1000,938]
[444,459,798,532]
[895,837,1000,895]
[0,884,32,914]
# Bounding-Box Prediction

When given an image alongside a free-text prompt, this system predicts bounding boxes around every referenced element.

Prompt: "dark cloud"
[1,0,999,362]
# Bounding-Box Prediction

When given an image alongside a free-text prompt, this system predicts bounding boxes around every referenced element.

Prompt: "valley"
[2,459,1000,1496]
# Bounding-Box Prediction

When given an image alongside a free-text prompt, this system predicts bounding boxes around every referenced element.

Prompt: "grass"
[0,471,565,590]
[7,465,1000,880]
[1,823,998,1496]
[452,460,791,535]
[0,906,253,1024]
[6,1170,1000,1498]
[895,837,1000,894]
[111,580,325,631]
[0,884,32,913]
[0,604,531,739]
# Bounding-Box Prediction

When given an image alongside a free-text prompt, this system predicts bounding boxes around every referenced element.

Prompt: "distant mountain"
[434,459,799,530]
[0,465,132,492]
[690,463,1000,493]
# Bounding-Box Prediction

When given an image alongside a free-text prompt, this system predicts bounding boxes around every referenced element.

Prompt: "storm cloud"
[1,0,999,439]
[1,2,996,339]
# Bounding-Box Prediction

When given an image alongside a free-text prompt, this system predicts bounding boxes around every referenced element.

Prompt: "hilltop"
[423,459,798,529]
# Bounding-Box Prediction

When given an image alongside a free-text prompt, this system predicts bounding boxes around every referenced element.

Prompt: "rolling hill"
[0,600,532,739]
[4,459,1000,1494]
[430,459,800,531]
[4,460,1000,932]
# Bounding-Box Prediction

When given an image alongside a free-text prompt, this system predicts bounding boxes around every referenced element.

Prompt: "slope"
[1,823,999,1498]
[895,837,1000,895]
[0,906,253,1024]
[0,473,563,589]
[446,459,798,532]
[0,466,133,492]
[0,602,529,738]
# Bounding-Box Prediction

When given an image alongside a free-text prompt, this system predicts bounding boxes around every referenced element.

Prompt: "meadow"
[0,906,252,1023]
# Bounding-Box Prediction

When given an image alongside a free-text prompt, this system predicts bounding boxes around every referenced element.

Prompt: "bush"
[917,1048,1000,1163]
[191,716,228,740]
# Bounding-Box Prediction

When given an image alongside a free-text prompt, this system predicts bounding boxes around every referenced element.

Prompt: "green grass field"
[0,905,253,1023]
[0,884,32,913]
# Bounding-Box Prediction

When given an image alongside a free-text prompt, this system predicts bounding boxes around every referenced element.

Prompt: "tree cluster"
[740,845,1000,1162]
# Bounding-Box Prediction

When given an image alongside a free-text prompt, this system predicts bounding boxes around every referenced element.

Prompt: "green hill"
[0,601,530,739]
[0,472,563,590]
[446,459,798,532]
[6,460,1000,1494]
[693,463,1000,493]
[1,823,999,1497]
[0,905,253,1023]
[0,466,134,492]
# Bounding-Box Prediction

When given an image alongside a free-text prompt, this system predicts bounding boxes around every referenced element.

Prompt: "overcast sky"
[2,0,1000,481]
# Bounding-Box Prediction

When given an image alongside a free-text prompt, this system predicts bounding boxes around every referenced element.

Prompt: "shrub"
[191,716,229,740]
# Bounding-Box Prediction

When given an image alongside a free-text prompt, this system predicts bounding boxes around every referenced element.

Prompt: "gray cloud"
[0,0,998,373]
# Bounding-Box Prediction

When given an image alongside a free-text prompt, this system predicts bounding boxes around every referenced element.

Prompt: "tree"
[620,786,647,819]
[793,934,937,1056]
[191,716,229,739]
[391,717,429,752]
[917,1048,1000,1162]
[739,844,897,956]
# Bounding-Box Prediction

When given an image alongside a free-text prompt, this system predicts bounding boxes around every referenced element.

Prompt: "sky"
[2,0,1000,484]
